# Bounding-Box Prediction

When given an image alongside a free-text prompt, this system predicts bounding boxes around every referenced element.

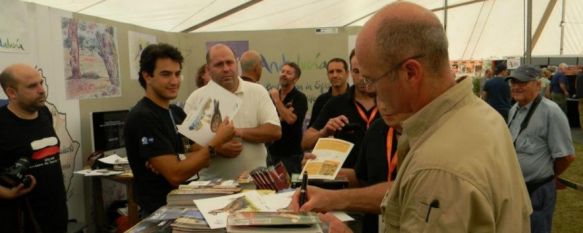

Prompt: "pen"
[425,199,439,222]
[299,172,308,207]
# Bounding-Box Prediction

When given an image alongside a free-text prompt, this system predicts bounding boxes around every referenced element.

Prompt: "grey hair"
[375,18,449,73]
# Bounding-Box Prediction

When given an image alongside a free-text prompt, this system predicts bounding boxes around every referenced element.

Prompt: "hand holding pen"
[290,178,337,212]
[299,172,308,207]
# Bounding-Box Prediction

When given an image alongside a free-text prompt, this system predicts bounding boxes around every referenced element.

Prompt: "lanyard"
[386,127,398,181]
[508,95,542,146]
[354,101,378,129]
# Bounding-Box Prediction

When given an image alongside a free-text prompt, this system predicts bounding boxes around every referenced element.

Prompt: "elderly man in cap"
[507,64,576,233]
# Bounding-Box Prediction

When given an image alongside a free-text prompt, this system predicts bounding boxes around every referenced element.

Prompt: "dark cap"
[494,63,507,75]
[506,64,541,82]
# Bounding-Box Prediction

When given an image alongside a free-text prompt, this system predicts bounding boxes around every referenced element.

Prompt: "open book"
[178,81,241,145]
[301,138,354,180]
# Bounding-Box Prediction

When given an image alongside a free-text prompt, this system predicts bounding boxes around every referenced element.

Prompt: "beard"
[20,97,46,113]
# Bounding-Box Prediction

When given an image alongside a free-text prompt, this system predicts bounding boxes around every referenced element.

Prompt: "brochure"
[300,138,354,180]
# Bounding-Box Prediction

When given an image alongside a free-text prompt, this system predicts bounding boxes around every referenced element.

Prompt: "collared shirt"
[381,78,531,233]
[184,78,280,180]
[508,97,575,182]
[268,87,308,157]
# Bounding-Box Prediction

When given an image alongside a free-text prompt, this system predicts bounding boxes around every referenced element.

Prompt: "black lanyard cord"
[510,95,543,145]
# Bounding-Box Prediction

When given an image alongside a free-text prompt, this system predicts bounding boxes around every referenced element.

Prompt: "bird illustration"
[209,196,250,215]
[189,98,212,130]
[210,100,222,133]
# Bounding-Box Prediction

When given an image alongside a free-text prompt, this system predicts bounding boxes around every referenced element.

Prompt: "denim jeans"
[529,179,556,233]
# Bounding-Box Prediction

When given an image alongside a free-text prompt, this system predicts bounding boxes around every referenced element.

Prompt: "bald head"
[357,2,449,76]
[355,2,455,116]
[0,64,39,93]
[206,44,236,65]
[240,50,262,82]
[0,64,46,115]
[206,44,240,92]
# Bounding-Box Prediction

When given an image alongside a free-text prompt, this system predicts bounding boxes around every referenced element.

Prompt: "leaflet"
[300,138,353,180]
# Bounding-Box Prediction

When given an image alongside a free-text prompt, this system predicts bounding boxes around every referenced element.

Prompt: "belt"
[526,176,554,195]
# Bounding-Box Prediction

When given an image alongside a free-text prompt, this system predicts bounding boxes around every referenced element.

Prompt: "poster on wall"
[128,31,157,80]
[37,67,81,198]
[0,0,28,53]
[206,40,249,59]
[450,60,484,78]
[506,57,521,69]
[61,18,121,99]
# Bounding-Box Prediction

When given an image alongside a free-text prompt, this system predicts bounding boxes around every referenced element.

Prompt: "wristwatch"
[208,145,217,157]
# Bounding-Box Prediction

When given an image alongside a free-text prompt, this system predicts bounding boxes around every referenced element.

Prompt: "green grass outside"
[553,142,583,233]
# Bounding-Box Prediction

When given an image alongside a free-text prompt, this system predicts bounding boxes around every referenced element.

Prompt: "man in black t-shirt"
[302,50,379,168]
[0,64,68,233]
[308,58,350,128]
[268,62,308,174]
[125,43,234,215]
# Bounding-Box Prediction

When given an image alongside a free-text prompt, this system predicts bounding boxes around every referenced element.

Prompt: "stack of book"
[249,161,291,191]
[166,179,241,206]
[226,211,323,233]
[125,206,215,233]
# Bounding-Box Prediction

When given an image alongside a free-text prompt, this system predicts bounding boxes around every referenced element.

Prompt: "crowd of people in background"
[0,1,579,233]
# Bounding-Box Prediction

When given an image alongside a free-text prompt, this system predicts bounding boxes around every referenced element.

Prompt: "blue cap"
[506,64,541,82]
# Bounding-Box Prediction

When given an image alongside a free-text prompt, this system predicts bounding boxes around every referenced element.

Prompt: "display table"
[91,172,139,232]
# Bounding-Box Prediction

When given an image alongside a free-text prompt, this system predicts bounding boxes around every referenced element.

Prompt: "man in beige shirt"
[292,2,532,233]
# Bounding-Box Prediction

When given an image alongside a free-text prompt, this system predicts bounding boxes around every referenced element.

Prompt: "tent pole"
[525,0,533,65]
[181,0,262,32]
[560,0,566,55]
[532,0,559,49]
[444,0,448,30]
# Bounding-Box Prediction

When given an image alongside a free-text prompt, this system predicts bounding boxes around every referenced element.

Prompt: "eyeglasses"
[362,54,425,87]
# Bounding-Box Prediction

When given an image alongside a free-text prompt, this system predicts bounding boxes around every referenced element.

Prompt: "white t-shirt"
[184,78,280,180]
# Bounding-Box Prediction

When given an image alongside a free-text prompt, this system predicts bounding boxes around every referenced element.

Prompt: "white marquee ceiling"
[20,0,583,59]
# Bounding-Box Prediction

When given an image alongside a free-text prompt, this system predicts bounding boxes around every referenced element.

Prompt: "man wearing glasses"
[292,2,532,232]
[507,64,575,233]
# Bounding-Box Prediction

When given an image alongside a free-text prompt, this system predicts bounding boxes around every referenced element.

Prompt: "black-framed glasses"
[362,54,425,87]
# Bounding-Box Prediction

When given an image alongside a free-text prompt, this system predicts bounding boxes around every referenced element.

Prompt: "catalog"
[301,138,354,180]
[177,81,241,145]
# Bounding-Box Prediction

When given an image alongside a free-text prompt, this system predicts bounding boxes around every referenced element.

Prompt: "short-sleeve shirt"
[483,77,511,118]
[508,97,575,182]
[309,88,333,127]
[381,78,531,233]
[184,78,281,180]
[311,86,379,168]
[268,87,308,157]
[308,85,349,127]
[550,72,568,94]
[0,106,68,233]
[125,97,186,213]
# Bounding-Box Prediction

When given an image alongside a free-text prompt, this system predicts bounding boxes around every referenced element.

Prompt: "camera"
[0,157,32,188]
